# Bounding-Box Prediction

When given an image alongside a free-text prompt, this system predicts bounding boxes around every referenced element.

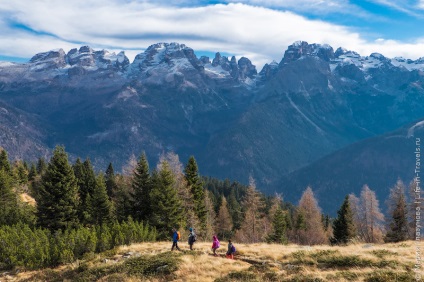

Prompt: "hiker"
[211,235,220,256]
[226,239,236,259]
[188,227,196,250]
[171,228,181,251]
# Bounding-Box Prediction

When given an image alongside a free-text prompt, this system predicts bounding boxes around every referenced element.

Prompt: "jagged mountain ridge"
[1,41,424,211]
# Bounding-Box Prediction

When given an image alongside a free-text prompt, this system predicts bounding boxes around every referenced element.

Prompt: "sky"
[0,0,424,69]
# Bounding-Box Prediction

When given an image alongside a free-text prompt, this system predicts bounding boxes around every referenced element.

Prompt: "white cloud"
[225,0,372,17]
[418,0,424,9]
[366,0,424,16]
[0,1,423,70]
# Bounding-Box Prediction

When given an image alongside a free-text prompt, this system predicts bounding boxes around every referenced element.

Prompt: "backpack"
[231,245,236,253]
[177,231,181,240]
[192,233,197,242]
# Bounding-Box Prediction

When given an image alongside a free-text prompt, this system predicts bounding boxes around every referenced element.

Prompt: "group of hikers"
[171,228,236,259]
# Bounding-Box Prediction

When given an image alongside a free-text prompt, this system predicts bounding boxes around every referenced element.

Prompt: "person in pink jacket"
[211,235,220,256]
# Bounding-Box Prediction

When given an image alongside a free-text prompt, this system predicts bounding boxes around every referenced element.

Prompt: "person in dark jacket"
[188,227,196,250]
[226,240,235,259]
[171,228,181,251]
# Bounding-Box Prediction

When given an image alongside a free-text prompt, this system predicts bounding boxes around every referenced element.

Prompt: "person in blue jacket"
[171,228,181,251]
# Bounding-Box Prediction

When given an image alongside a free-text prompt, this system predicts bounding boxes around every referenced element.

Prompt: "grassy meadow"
[1,240,420,282]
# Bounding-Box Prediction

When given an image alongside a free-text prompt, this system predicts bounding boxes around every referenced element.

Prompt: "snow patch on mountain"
[407,120,424,138]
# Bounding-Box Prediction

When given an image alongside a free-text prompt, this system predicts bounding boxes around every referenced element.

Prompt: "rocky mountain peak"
[237,57,257,80]
[132,42,200,71]
[66,46,129,71]
[29,49,67,71]
[281,41,335,65]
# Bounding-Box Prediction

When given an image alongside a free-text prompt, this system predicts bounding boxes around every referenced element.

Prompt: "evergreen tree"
[0,149,11,173]
[227,189,242,230]
[158,152,201,236]
[113,175,134,222]
[37,146,79,230]
[385,179,409,243]
[184,156,207,227]
[105,162,118,199]
[331,195,356,244]
[13,161,29,185]
[268,206,288,244]
[0,169,19,226]
[215,196,233,240]
[28,163,37,181]
[36,157,47,175]
[132,152,152,222]
[90,174,113,225]
[74,158,96,224]
[149,161,183,239]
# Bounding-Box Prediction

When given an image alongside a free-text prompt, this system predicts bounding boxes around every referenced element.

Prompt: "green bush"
[0,219,156,270]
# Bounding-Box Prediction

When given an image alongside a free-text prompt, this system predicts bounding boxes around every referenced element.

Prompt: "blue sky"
[0,0,423,69]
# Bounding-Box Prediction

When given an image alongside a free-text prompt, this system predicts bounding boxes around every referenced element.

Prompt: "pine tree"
[90,174,113,225]
[132,153,152,222]
[385,179,409,243]
[149,161,183,239]
[268,203,288,244]
[158,152,200,236]
[215,196,233,240]
[296,186,328,245]
[28,163,37,181]
[0,169,19,226]
[184,156,207,227]
[37,146,79,230]
[331,195,356,244]
[227,189,242,230]
[36,158,47,175]
[0,149,11,173]
[74,158,97,224]
[105,163,118,199]
[13,161,29,185]
[113,175,133,222]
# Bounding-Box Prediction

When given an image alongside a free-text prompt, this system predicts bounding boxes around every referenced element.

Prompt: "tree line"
[0,146,420,269]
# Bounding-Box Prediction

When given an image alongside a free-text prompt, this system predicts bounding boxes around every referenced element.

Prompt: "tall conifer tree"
[150,161,183,239]
[105,163,118,199]
[0,149,11,173]
[132,152,152,222]
[0,169,19,226]
[184,156,206,226]
[385,180,409,242]
[331,195,356,244]
[90,174,113,225]
[37,146,79,230]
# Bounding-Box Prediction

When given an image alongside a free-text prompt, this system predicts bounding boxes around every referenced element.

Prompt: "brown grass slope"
[1,241,420,282]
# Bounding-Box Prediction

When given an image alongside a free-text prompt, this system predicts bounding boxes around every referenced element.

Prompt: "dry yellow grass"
[19,193,36,206]
[4,240,422,281]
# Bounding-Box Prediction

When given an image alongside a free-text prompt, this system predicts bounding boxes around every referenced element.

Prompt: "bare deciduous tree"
[216,196,233,240]
[295,186,328,245]
[353,185,385,243]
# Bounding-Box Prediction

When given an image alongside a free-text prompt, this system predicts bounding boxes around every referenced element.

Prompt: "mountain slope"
[278,120,424,213]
